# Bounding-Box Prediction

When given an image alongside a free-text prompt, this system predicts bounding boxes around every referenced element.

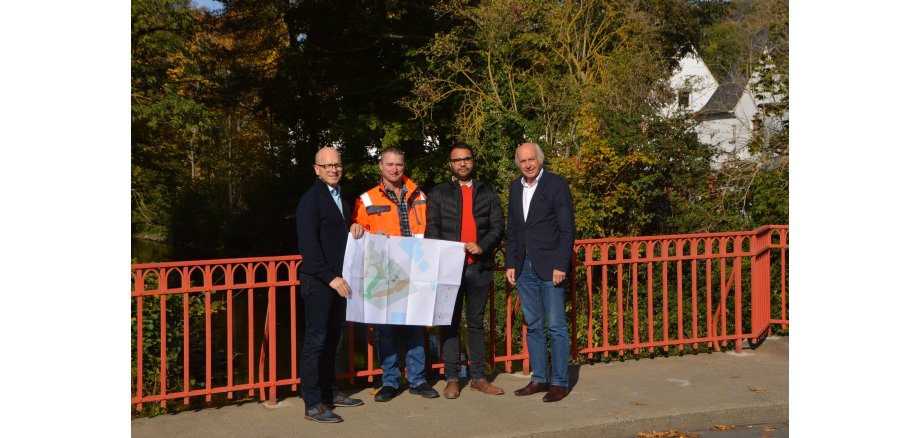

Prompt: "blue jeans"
[516,256,570,387]
[376,324,427,389]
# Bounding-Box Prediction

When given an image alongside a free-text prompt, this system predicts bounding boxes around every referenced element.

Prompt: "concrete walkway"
[132,336,788,438]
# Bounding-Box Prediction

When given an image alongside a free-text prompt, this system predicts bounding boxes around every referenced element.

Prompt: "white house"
[664,50,784,166]
[662,52,719,116]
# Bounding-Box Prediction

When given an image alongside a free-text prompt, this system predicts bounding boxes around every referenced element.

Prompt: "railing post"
[268,261,278,405]
[750,227,773,344]
[134,269,145,412]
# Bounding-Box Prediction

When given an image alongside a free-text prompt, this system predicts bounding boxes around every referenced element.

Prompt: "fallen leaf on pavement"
[614,409,633,415]
[712,424,737,431]
[630,401,647,406]
[762,426,777,431]
[750,387,768,393]
[637,429,700,438]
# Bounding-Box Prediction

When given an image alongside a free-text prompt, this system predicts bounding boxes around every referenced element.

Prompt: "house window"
[751,114,764,134]
[730,125,737,144]
[678,89,690,109]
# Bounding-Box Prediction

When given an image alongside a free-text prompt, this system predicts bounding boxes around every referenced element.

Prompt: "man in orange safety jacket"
[351,147,438,401]
[352,151,426,238]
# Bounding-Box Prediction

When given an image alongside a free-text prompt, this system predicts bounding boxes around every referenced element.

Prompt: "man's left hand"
[552,269,566,286]
[464,242,483,255]
[329,277,352,298]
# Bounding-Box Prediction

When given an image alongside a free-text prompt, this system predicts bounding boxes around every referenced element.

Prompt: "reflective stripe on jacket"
[352,175,427,237]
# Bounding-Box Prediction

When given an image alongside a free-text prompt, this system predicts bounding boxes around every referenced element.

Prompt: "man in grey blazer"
[504,142,576,403]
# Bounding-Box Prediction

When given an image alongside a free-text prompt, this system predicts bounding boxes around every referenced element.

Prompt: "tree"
[132,0,214,243]
[698,0,788,229]
[407,0,726,236]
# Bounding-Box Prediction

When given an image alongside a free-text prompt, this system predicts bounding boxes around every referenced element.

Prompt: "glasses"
[316,163,343,170]
[449,157,473,164]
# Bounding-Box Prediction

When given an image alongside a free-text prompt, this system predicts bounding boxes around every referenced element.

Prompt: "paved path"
[132,336,788,438]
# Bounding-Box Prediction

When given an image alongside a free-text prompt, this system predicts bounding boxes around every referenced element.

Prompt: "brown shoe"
[443,380,460,399]
[513,381,549,396]
[542,385,568,402]
[470,378,504,395]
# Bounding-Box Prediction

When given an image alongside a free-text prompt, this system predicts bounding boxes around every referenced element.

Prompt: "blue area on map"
[399,238,423,262]
[389,312,407,324]
[419,260,430,271]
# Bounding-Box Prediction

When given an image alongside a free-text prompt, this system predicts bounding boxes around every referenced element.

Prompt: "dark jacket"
[425,179,504,270]
[296,178,353,283]
[505,170,575,280]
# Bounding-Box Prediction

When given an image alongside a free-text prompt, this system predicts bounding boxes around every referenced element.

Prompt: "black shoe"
[304,403,343,423]
[408,382,439,399]
[324,392,365,409]
[374,386,399,402]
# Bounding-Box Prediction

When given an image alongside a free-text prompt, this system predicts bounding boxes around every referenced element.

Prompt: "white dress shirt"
[521,168,544,222]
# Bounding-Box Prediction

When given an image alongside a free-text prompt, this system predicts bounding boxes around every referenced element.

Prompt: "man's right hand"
[329,277,352,298]
[350,224,365,239]
[505,269,516,286]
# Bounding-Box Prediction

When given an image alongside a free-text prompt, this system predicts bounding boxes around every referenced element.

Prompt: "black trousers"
[441,263,492,381]
[298,273,345,410]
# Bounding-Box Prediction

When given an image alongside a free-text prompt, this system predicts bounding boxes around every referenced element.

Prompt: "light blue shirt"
[328,184,343,217]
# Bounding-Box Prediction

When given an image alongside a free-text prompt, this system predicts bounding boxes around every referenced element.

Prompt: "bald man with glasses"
[296,147,366,423]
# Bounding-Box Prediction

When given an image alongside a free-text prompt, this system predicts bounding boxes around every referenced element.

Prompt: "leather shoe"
[374,385,399,402]
[469,378,504,395]
[542,385,568,402]
[513,381,549,396]
[409,382,440,398]
[324,391,364,409]
[443,380,460,399]
[304,403,343,423]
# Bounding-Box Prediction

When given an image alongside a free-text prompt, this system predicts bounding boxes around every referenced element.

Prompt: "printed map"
[343,234,465,325]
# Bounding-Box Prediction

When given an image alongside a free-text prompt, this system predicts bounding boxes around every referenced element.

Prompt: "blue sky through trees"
[192,0,221,12]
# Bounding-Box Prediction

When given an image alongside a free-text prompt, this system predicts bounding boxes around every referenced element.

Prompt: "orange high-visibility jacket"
[352,176,427,237]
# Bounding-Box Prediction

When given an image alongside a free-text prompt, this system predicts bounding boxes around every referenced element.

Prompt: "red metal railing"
[131,225,788,411]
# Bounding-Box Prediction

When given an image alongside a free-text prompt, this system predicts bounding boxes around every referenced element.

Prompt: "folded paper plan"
[342,233,465,326]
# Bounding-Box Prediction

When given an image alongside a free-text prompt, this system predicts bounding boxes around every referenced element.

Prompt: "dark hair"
[448,142,474,158]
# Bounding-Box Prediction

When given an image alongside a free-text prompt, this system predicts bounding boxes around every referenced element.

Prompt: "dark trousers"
[298,273,346,410]
[441,263,492,381]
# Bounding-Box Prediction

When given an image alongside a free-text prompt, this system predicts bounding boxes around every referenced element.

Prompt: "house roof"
[695,80,745,120]
[693,29,773,121]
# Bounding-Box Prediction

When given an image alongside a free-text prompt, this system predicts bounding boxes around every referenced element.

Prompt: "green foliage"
[132,0,787,261]
[405,0,741,238]
[698,0,788,82]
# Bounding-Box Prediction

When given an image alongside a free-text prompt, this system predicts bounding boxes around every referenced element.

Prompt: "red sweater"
[460,184,477,264]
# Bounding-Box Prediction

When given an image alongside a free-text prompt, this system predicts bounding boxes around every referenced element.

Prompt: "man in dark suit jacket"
[504,142,576,403]
[296,147,367,423]
[425,142,505,399]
